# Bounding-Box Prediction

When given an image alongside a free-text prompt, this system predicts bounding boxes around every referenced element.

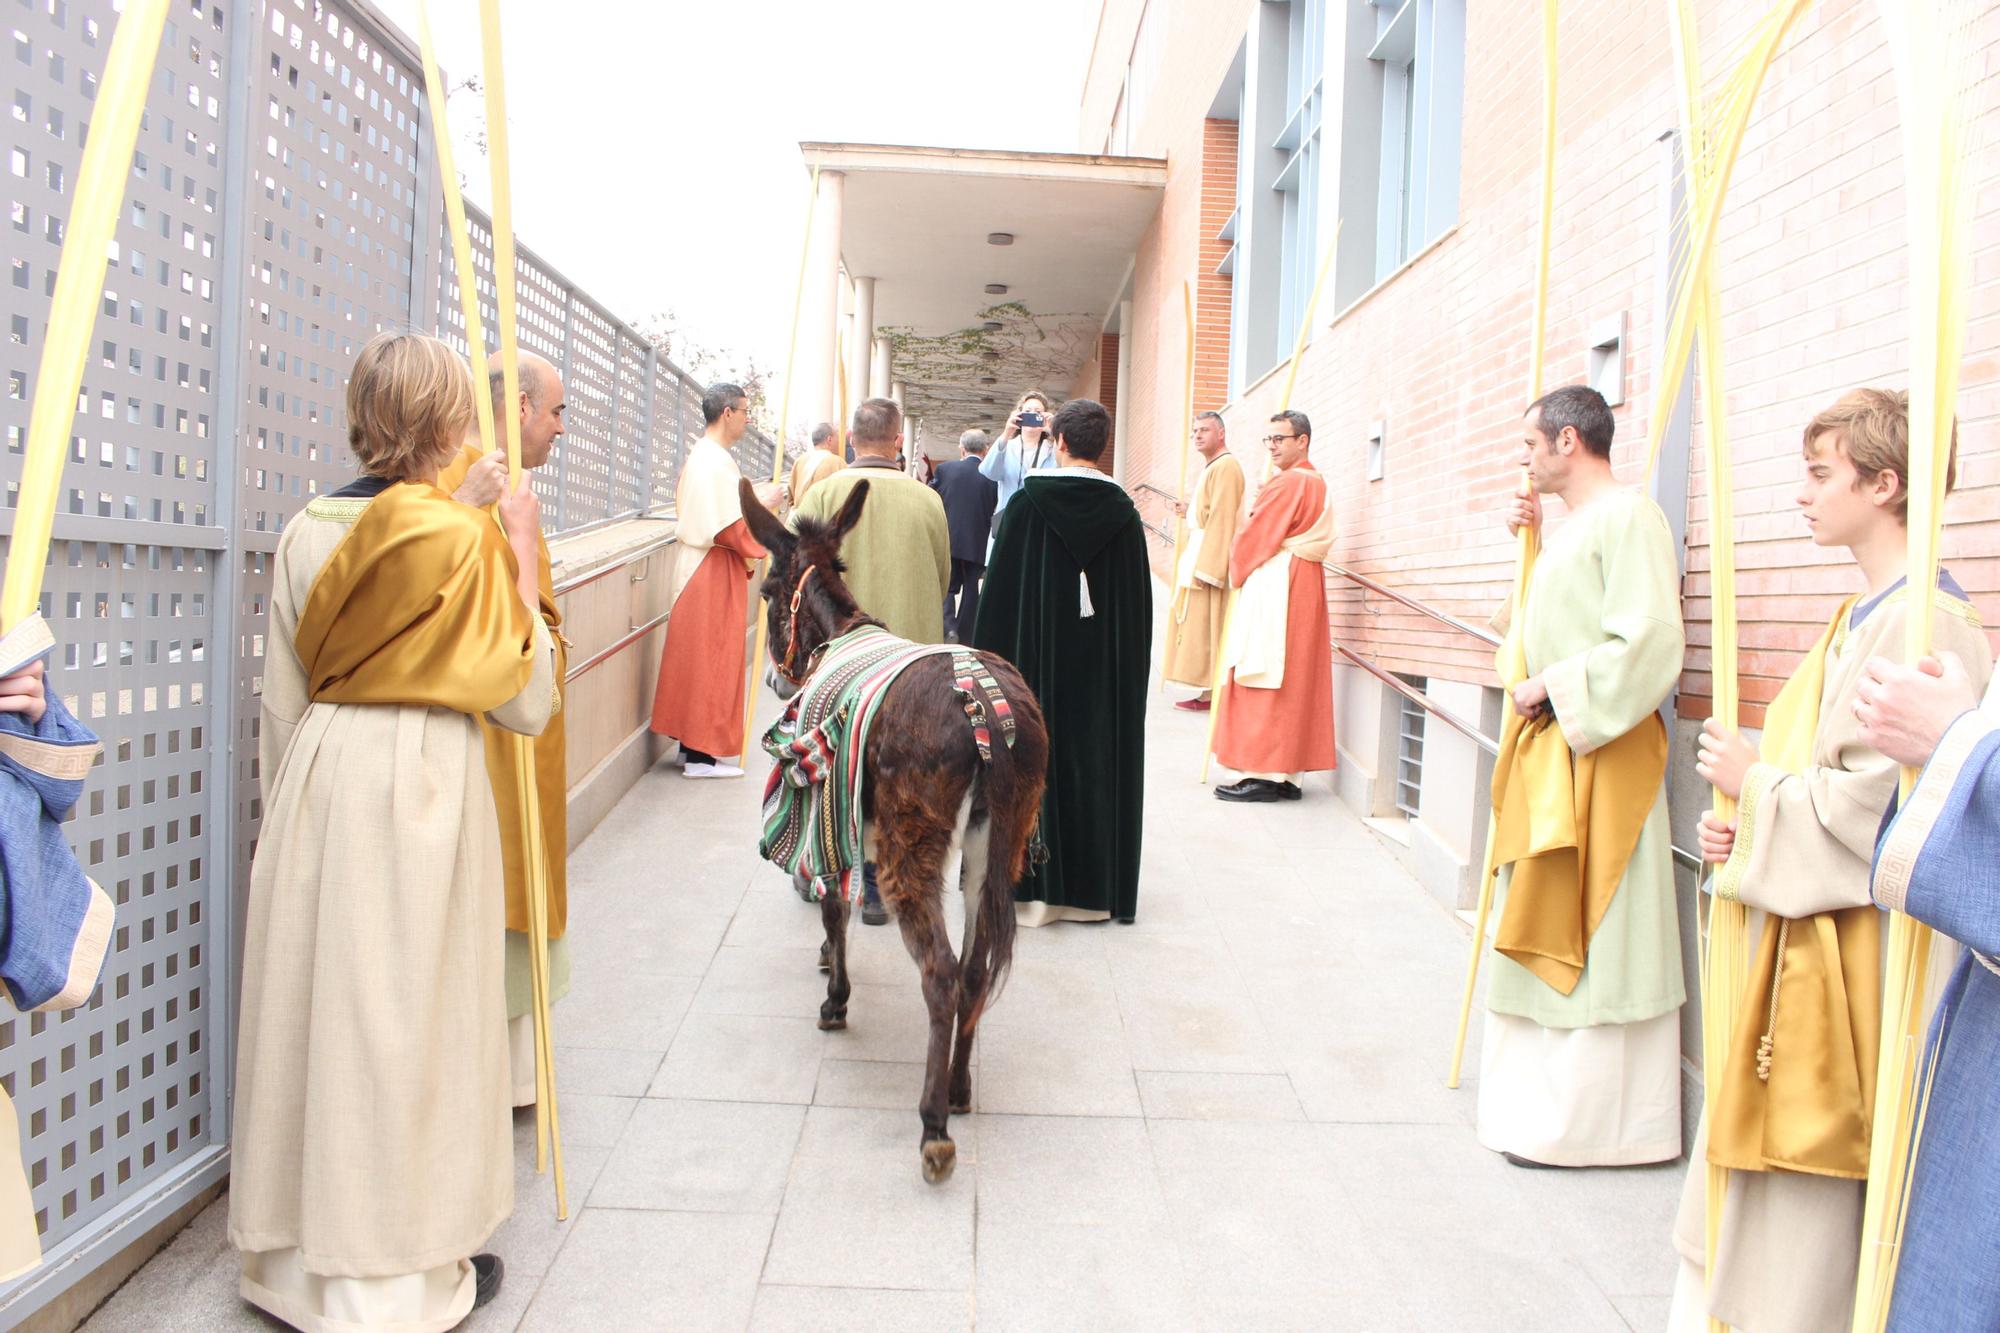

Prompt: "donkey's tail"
[967,665,1048,1009]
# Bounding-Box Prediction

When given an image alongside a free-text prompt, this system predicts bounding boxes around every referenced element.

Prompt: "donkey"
[739,478,1048,1184]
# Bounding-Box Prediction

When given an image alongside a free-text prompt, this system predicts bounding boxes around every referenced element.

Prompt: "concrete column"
[1112,298,1133,484]
[849,276,876,409]
[796,170,845,432]
[870,336,892,399]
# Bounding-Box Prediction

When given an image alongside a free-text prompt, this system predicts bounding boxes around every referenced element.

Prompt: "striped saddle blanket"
[758,626,1018,904]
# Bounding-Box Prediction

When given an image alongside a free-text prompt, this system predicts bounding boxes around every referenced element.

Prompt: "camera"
[1017,411,1044,429]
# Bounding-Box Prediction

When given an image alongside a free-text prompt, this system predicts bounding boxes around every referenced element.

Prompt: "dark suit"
[930,455,1000,641]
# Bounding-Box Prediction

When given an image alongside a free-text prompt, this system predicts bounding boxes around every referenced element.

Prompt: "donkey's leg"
[949,811,992,1115]
[818,888,852,1031]
[880,833,961,1184]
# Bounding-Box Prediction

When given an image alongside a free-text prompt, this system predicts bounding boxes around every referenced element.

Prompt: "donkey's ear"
[739,477,790,554]
[829,478,869,547]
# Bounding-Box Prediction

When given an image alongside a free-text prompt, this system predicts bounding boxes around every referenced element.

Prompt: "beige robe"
[1163,452,1245,689]
[1669,586,1992,1333]
[229,495,556,1331]
[788,448,845,509]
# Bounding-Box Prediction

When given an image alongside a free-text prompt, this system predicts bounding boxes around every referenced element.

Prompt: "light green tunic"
[795,465,952,643]
[1487,486,1687,1028]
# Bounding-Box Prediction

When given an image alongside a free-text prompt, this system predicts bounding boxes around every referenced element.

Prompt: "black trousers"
[945,558,984,641]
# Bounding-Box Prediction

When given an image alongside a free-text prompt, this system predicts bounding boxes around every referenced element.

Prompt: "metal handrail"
[1329,563,1502,648]
[566,610,671,684]
[1336,645,1498,756]
[1131,481,1179,503]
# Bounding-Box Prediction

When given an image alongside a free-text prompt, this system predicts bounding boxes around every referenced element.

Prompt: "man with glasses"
[1162,410,1246,710]
[650,383,769,778]
[1209,410,1336,802]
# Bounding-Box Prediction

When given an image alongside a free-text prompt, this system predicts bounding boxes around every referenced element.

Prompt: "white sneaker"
[683,762,745,780]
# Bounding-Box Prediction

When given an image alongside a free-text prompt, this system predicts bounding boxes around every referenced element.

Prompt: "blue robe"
[1872,692,2000,1331]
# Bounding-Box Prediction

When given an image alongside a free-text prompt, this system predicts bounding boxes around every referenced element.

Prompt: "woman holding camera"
[979,389,1060,535]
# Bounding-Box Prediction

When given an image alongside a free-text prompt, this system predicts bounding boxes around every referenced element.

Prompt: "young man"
[438,351,574,1110]
[1855,635,2000,1331]
[1667,389,1990,1332]
[649,382,768,778]
[788,421,844,508]
[1478,384,1687,1169]
[797,399,950,645]
[1162,410,1245,711]
[1209,410,1334,799]
[971,398,1151,925]
[793,398,951,924]
[930,429,1000,642]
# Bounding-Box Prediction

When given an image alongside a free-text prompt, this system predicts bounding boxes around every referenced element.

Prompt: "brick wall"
[1097,0,2000,726]
[1196,119,1239,415]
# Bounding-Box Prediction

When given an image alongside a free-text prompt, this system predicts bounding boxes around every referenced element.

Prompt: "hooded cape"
[971,471,1150,920]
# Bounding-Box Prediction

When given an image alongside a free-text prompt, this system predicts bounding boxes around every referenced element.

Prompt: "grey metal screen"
[0,1,774,1322]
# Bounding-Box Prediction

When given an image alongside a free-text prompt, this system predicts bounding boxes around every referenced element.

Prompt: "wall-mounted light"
[1366,420,1387,483]
[986,233,1014,247]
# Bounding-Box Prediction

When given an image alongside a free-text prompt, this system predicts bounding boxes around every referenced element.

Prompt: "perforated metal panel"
[0,0,234,1268]
[0,0,775,1322]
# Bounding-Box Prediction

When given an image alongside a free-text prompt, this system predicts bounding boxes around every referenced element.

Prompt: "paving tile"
[591,1098,805,1214]
[556,968,699,1053]
[691,943,839,1018]
[975,1018,1143,1118]
[550,1044,664,1098]
[1612,1292,1675,1330]
[1369,1224,1629,1332]
[519,1208,772,1332]
[975,1114,1164,1227]
[467,1144,613,1332]
[649,1012,825,1104]
[1136,1070,1306,1121]
[1146,1118,1404,1330]
[762,1106,975,1291]
[76,1202,266,1333]
[813,1058,929,1112]
[748,1284,971,1331]
[974,1218,1198,1332]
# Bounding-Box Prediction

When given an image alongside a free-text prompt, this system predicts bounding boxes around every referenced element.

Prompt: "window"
[1338,0,1466,296]
[1273,0,1326,356]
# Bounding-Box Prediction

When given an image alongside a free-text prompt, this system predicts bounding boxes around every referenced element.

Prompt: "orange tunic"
[1212,465,1337,775]
[649,517,764,755]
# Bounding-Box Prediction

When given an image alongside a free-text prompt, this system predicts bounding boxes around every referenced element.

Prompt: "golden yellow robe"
[230,483,555,1330]
[1163,451,1245,689]
[1670,582,1991,1333]
[788,448,845,509]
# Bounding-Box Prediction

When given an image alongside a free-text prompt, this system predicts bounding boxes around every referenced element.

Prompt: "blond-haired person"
[979,388,1060,543]
[1668,389,1990,1333]
[229,332,557,1331]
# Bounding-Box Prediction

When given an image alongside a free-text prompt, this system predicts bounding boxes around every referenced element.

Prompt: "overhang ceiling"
[801,142,1166,449]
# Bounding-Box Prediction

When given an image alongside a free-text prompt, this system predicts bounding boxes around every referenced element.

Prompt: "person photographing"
[979,389,1059,539]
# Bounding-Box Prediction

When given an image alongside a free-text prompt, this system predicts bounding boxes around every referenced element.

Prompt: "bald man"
[439,351,572,1110]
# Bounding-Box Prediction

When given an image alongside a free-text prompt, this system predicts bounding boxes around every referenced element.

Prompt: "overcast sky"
[374,0,1101,400]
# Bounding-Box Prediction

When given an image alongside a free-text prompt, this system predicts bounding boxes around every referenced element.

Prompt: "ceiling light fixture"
[981,321,1003,332]
[984,283,1008,295]
[986,233,1014,246]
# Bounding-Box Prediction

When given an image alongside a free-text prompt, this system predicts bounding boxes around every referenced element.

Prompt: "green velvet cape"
[971,472,1151,922]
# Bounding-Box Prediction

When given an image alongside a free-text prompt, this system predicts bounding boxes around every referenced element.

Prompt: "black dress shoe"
[1501,1151,1570,1170]
[862,899,889,926]
[1277,782,1303,801]
[471,1253,504,1309]
[1216,779,1284,802]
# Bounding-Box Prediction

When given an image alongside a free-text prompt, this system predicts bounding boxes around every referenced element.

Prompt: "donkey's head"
[739,477,878,683]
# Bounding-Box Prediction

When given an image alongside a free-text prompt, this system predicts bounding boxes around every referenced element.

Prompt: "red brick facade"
[1085,0,2000,727]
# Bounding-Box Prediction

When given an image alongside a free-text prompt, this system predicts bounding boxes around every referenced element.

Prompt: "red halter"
[778,564,819,685]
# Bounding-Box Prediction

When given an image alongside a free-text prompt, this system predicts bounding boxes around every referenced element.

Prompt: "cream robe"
[1163,452,1245,689]
[1668,586,1991,1333]
[669,436,746,609]
[229,495,556,1332]
[1477,487,1687,1167]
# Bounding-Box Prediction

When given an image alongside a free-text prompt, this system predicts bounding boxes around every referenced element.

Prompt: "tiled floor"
[79,632,1682,1331]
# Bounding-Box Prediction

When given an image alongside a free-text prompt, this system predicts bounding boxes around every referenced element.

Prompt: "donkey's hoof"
[921,1140,957,1184]
[817,1013,847,1031]
[949,1097,972,1116]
